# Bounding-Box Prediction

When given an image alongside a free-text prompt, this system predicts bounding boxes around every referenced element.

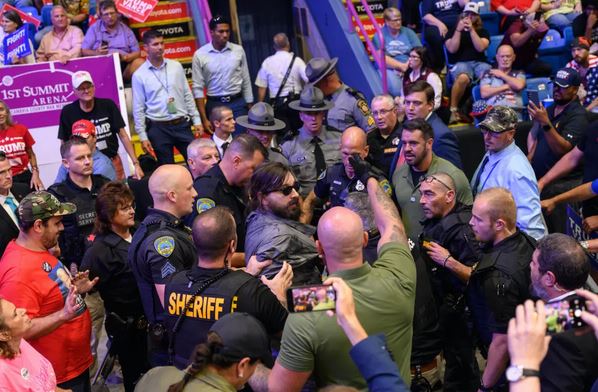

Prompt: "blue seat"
[522,77,552,107]
[472,84,482,102]
[538,29,565,53]
[486,35,503,63]
[563,26,574,45]
[18,6,39,18]
[481,12,500,36]
[41,5,52,27]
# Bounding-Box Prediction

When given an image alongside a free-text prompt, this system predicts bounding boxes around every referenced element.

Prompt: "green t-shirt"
[276,242,416,389]
[134,367,236,391]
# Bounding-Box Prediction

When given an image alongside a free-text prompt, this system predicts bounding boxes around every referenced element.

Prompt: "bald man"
[480,44,526,112]
[467,187,535,391]
[128,164,198,367]
[301,126,392,224]
[269,176,416,391]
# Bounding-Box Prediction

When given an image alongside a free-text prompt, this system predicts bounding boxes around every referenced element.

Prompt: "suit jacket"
[0,183,30,257]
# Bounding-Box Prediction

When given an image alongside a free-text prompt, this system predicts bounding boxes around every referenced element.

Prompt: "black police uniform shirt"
[58,98,126,158]
[188,164,248,252]
[81,231,144,318]
[468,230,535,345]
[313,162,392,207]
[367,123,402,177]
[164,266,288,369]
[128,208,196,324]
[576,120,598,217]
[48,174,110,268]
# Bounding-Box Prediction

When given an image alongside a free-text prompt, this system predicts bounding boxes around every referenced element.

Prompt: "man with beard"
[392,118,472,242]
[528,68,588,233]
[419,172,482,392]
[565,37,598,104]
[467,187,536,392]
[246,162,322,285]
[528,233,598,392]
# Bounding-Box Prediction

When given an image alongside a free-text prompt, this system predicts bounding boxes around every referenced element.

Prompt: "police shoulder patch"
[154,236,175,257]
[380,179,392,197]
[356,99,371,116]
[196,198,216,214]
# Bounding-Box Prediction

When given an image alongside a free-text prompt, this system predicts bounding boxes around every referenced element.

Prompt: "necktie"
[311,137,326,176]
[221,142,230,157]
[4,196,17,215]
[472,156,489,196]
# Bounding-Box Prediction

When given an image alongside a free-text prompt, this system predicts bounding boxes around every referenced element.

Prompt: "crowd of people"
[0,2,597,392]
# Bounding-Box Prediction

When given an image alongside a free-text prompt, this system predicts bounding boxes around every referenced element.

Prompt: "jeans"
[546,11,581,33]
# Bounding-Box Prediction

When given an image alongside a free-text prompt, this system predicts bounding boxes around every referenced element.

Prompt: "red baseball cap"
[72,119,96,138]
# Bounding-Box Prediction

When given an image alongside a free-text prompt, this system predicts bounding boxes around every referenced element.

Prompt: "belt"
[207,92,242,103]
[150,116,188,126]
[411,358,438,374]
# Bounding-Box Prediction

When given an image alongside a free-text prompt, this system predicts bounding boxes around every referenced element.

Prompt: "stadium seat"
[486,35,503,63]
[18,6,39,18]
[481,12,500,36]
[41,5,52,28]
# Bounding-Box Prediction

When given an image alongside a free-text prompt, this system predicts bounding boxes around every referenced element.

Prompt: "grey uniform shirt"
[268,147,290,166]
[326,84,376,132]
[281,126,342,197]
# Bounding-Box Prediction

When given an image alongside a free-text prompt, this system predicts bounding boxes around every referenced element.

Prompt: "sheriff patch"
[154,236,175,257]
[380,179,392,196]
[196,198,216,214]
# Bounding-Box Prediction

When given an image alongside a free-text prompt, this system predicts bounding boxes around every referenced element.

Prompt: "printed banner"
[566,205,598,264]
[0,55,121,128]
[134,20,192,40]
[0,4,41,28]
[130,1,189,25]
[115,0,159,23]
[3,25,31,65]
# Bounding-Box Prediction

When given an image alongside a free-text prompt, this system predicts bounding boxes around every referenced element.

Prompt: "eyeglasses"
[408,54,421,59]
[271,182,300,196]
[76,85,94,92]
[372,107,395,116]
[419,175,453,191]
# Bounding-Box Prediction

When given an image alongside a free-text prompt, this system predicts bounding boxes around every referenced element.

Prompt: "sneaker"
[449,111,460,124]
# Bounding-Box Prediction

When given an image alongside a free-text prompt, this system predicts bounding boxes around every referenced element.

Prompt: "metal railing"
[345,0,387,93]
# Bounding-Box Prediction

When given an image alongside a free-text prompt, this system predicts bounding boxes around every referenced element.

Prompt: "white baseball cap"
[72,71,93,89]
[463,2,480,14]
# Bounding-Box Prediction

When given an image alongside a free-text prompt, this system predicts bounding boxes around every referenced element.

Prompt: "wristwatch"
[506,365,540,382]
[542,124,552,132]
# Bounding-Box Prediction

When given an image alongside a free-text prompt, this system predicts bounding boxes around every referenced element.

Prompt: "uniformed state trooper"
[301,126,391,224]
[189,134,267,264]
[128,164,198,366]
[164,206,289,369]
[281,86,342,198]
[306,57,376,133]
[236,102,289,166]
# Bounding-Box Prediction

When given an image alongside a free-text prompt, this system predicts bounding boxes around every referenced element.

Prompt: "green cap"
[18,191,77,223]
[478,106,519,133]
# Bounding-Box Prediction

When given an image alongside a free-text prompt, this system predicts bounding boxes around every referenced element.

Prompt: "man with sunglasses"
[246,162,322,285]
[419,172,483,391]
[392,118,472,242]
[471,106,547,240]
[528,68,588,234]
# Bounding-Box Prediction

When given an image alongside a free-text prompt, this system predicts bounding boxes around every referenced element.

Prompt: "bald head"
[341,127,369,178]
[496,44,515,71]
[273,32,290,51]
[317,207,365,271]
[149,164,196,217]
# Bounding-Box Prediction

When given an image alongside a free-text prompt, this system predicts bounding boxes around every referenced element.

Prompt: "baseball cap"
[554,68,582,88]
[72,119,96,138]
[571,37,590,50]
[209,313,273,367]
[478,106,518,133]
[18,191,76,223]
[72,71,93,89]
[463,2,480,14]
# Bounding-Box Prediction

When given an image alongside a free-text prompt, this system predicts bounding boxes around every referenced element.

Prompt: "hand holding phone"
[545,294,587,334]
[287,284,337,312]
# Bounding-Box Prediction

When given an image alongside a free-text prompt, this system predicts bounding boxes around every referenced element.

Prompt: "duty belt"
[207,92,242,103]
[149,116,188,126]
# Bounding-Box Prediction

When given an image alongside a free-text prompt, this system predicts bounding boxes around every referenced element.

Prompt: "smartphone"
[527,90,541,106]
[534,11,542,21]
[545,294,587,334]
[101,40,109,47]
[287,284,337,313]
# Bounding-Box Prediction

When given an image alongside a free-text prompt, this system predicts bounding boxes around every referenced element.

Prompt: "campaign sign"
[115,0,159,23]
[0,4,41,28]
[3,25,31,65]
[566,205,598,264]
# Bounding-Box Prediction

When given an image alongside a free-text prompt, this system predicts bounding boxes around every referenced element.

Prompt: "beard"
[271,198,301,221]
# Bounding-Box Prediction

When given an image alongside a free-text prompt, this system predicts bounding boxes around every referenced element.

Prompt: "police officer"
[282,86,342,198]
[301,126,391,224]
[189,134,267,262]
[81,182,149,391]
[419,172,482,392]
[368,94,402,177]
[306,57,376,132]
[164,206,289,368]
[237,102,289,165]
[128,164,198,366]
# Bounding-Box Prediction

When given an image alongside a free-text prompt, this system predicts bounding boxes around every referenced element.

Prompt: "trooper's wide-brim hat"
[306,57,339,85]
[288,86,334,112]
[236,102,286,131]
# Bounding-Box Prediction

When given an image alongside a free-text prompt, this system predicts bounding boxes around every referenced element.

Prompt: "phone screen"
[534,12,542,21]
[545,295,586,334]
[527,90,540,106]
[287,285,337,312]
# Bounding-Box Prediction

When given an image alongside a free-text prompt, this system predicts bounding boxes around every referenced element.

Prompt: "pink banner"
[0,55,121,129]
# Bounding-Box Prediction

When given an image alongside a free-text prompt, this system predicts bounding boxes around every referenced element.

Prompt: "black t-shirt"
[446,26,490,64]
[572,13,598,46]
[367,125,402,177]
[58,98,126,158]
[410,166,426,187]
[422,0,462,21]
[576,120,598,217]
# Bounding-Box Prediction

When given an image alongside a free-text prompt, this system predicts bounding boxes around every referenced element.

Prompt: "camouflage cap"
[478,106,518,133]
[18,191,77,223]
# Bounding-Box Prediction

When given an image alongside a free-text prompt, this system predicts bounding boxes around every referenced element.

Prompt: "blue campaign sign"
[3,24,31,65]
[566,205,598,265]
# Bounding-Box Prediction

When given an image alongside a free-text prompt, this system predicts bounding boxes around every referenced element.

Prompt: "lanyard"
[150,63,169,94]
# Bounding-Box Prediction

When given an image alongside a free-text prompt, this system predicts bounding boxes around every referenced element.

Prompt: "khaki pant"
[85,291,105,376]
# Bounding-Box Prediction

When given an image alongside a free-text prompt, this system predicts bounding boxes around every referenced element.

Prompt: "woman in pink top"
[0,298,68,392]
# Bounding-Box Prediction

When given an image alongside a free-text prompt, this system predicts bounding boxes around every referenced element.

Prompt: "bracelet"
[31,166,39,172]
[443,254,451,268]
[580,240,589,250]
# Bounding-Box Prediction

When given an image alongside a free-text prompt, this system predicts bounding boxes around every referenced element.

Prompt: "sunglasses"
[271,182,300,196]
[419,175,453,191]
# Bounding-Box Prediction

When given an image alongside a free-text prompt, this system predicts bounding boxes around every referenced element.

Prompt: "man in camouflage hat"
[471,106,547,239]
[0,191,100,390]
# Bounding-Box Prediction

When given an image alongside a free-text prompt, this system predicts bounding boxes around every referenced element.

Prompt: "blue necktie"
[472,156,489,197]
[4,196,18,217]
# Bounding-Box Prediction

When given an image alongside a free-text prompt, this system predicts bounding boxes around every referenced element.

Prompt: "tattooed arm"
[367,177,408,251]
